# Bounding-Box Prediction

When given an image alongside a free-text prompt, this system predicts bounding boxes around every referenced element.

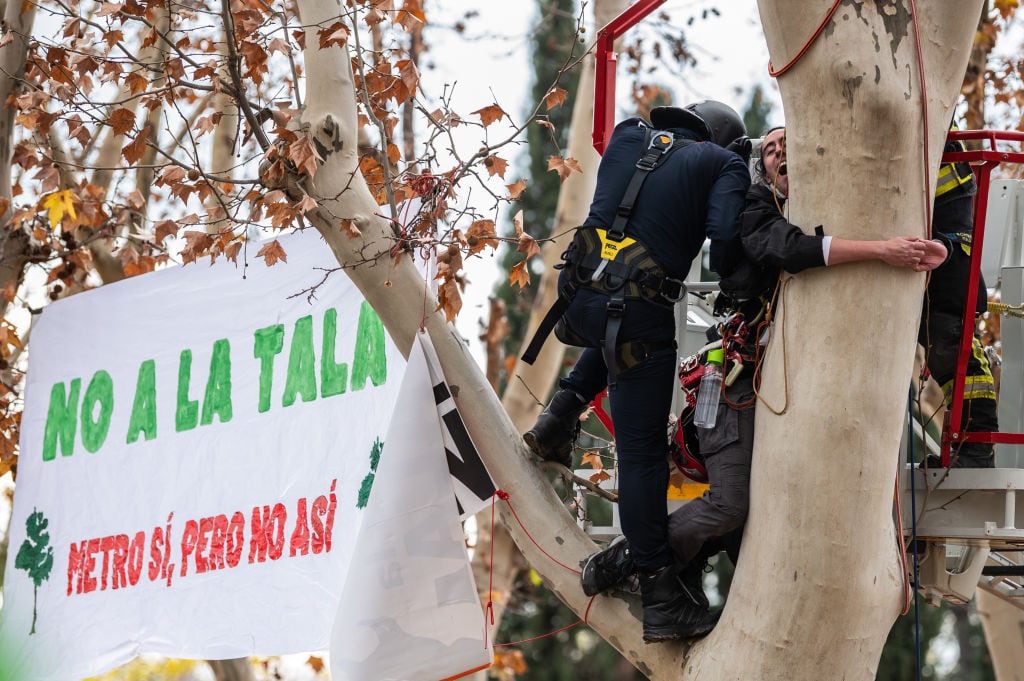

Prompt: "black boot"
[580,536,637,596]
[640,564,717,642]
[523,389,588,468]
[679,560,709,611]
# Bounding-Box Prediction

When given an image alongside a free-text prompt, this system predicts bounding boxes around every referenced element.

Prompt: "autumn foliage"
[0,0,588,477]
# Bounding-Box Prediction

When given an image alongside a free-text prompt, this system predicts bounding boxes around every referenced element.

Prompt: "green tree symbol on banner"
[357,437,384,509]
[15,508,55,635]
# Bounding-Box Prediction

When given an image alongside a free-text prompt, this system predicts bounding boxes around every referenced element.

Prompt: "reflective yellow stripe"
[941,376,997,402]
[935,161,972,197]
[939,339,997,401]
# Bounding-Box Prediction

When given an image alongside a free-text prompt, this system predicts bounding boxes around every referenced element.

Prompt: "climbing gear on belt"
[521,124,691,386]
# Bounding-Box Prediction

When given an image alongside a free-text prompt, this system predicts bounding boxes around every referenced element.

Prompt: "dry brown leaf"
[157,165,187,185]
[547,155,583,183]
[107,107,135,136]
[544,87,568,110]
[581,450,603,470]
[509,260,530,288]
[153,220,179,244]
[396,58,419,99]
[180,230,213,264]
[512,209,524,237]
[224,241,242,264]
[471,103,506,127]
[483,154,508,178]
[288,137,322,177]
[436,276,462,322]
[318,21,350,49]
[297,194,318,214]
[517,233,540,259]
[466,220,499,255]
[256,240,288,266]
[506,178,527,200]
[121,134,147,165]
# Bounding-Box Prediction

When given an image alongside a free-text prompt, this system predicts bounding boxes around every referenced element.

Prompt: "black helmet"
[650,100,746,148]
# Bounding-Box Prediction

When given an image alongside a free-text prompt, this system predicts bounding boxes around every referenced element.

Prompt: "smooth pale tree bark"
[680,2,983,679]
[293,0,685,677]
[501,0,623,431]
[977,580,1024,679]
[207,658,256,681]
[90,6,169,197]
[0,0,35,319]
[475,0,623,646]
[293,0,987,678]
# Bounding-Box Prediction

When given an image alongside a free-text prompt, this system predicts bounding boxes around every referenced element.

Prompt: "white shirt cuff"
[822,236,833,265]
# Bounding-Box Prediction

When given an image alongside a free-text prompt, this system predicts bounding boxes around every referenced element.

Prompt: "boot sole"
[580,536,632,596]
[523,431,571,468]
[642,619,716,643]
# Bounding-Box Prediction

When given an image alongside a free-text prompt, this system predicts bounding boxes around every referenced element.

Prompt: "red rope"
[494,619,586,648]
[893,472,913,615]
[767,0,842,77]
[485,489,595,649]
[483,491,498,650]
[497,490,581,575]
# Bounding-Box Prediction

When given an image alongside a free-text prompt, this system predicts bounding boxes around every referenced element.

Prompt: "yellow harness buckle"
[597,228,636,260]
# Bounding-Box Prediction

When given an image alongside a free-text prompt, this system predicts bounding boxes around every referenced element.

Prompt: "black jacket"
[719,182,826,302]
[581,117,749,280]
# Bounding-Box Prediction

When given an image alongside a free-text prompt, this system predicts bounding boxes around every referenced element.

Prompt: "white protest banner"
[416,332,496,519]
[0,229,405,680]
[331,332,492,681]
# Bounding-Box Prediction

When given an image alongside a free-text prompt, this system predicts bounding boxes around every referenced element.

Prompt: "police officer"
[523,101,749,642]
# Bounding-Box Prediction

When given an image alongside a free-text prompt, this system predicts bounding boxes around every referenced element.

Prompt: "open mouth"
[778,161,788,176]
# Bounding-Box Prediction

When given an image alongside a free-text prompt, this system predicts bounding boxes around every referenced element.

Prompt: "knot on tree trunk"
[311,113,345,161]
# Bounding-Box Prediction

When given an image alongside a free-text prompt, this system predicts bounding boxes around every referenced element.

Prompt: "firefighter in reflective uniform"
[920,132,999,467]
[522,101,749,642]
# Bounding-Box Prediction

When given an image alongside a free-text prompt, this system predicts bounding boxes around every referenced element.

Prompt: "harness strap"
[521,282,576,365]
[603,290,626,387]
[609,130,683,240]
[521,125,692,368]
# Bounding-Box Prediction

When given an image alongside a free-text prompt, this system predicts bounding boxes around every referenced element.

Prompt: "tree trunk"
[0,0,36,318]
[501,0,622,431]
[680,3,983,679]
[293,0,987,678]
[469,0,624,652]
[977,586,1024,680]
[207,658,255,681]
[294,0,683,676]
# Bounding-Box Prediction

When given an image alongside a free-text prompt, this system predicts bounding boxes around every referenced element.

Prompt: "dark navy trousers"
[558,288,678,572]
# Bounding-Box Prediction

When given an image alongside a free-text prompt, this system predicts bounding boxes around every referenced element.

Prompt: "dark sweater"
[719,182,826,302]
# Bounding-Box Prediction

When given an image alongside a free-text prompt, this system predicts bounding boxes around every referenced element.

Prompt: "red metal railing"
[593,0,666,154]
[939,130,1024,464]
[593,2,1023,466]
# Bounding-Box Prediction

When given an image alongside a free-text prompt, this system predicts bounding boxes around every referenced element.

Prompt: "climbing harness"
[521,124,690,386]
